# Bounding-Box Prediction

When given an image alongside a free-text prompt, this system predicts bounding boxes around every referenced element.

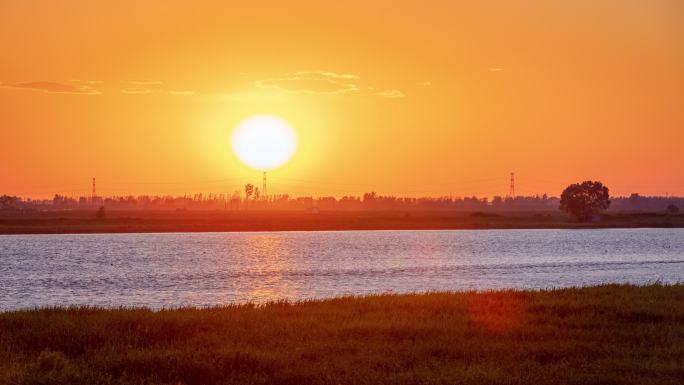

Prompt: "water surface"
[1,229,682,309]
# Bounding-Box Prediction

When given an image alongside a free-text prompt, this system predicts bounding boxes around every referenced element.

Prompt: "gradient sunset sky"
[2,0,682,199]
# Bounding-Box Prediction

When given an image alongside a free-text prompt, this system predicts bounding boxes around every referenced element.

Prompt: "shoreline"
[1,283,681,312]
[2,225,683,236]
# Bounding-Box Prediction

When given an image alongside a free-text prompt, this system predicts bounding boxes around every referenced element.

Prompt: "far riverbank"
[1,210,682,235]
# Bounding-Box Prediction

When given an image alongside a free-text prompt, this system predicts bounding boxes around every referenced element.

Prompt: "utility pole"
[92,177,96,204]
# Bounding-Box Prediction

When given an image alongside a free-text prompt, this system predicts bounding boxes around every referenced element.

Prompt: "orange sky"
[2,0,683,199]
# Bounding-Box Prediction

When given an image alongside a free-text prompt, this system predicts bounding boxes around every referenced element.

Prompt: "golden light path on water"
[234,234,297,302]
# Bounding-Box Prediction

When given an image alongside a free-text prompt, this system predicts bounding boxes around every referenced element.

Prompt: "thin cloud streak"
[378,90,405,98]
[126,79,163,85]
[254,71,409,99]
[71,79,104,85]
[255,71,360,94]
[121,88,153,94]
[1,81,101,94]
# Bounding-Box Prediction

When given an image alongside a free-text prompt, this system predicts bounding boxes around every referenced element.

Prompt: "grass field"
[1,210,683,234]
[1,284,683,384]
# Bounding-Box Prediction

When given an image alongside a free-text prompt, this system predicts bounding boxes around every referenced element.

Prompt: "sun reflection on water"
[235,234,297,303]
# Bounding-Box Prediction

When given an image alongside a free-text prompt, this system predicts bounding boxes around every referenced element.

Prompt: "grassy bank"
[1,210,683,234]
[1,285,683,384]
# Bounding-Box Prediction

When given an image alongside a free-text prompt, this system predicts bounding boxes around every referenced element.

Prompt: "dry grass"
[1,284,683,384]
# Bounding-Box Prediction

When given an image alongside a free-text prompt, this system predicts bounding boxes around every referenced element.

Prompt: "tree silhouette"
[244,184,254,201]
[559,181,610,221]
[0,195,21,210]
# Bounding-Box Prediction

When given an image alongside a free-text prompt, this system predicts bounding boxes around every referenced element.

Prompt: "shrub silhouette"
[96,206,106,219]
[666,204,680,215]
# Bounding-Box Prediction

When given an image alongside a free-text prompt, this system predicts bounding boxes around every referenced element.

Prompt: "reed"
[1,284,682,384]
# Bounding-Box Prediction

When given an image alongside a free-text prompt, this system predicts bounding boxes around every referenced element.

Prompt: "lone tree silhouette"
[559,181,610,221]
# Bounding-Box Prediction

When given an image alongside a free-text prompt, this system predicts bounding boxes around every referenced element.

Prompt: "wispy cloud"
[71,79,104,85]
[254,71,408,99]
[293,71,359,80]
[121,88,153,94]
[489,68,504,72]
[378,90,405,98]
[256,78,359,94]
[126,79,163,85]
[169,90,195,95]
[255,71,360,94]
[1,81,101,94]
[217,90,288,102]
[418,81,432,86]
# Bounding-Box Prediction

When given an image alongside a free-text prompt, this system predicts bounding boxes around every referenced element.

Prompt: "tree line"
[1,183,682,218]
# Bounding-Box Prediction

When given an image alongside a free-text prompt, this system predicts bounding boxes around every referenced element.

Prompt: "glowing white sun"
[231,115,298,171]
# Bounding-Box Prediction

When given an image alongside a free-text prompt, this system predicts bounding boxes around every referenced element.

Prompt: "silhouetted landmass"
[1,284,682,385]
[2,191,683,234]
[0,209,682,234]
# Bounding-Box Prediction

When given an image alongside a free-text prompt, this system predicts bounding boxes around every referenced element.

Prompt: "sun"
[231,115,298,171]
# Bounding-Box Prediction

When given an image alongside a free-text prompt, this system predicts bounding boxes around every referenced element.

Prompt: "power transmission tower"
[509,172,515,198]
